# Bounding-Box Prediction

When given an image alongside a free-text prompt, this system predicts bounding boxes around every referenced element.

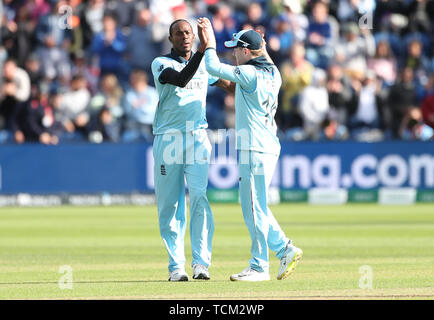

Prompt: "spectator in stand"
[325,4,340,46]
[0,58,31,143]
[401,38,431,102]
[65,0,88,62]
[406,0,434,35]
[305,1,335,69]
[88,73,124,125]
[318,117,349,141]
[26,0,51,22]
[24,54,44,99]
[150,1,200,55]
[1,2,18,61]
[35,0,72,81]
[148,0,176,54]
[210,3,237,56]
[336,0,360,22]
[122,69,158,143]
[421,74,434,130]
[298,68,329,140]
[91,12,128,87]
[278,42,314,131]
[336,0,376,23]
[367,40,398,87]
[87,106,122,143]
[125,8,160,83]
[402,39,431,73]
[57,74,91,140]
[267,15,295,66]
[2,0,18,20]
[280,0,308,43]
[70,50,100,95]
[400,106,433,141]
[7,5,35,67]
[326,63,353,127]
[24,88,65,145]
[240,2,269,33]
[388,67,418,138]
[111,0,146,30]
[348,70,387,141]
[335,22,375,76]
[78,0,106,50]
[373,0,406,29]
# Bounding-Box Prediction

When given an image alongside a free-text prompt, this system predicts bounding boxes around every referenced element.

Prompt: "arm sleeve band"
[158,51,204,87]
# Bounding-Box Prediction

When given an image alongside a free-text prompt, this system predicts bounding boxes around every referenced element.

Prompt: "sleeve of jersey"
[204,48,256,91]
[208,73,220,86]
[151,58,170,84]
[153,52,204,87]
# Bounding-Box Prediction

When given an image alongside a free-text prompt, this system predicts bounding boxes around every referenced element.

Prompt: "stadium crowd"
[0,0,433,145]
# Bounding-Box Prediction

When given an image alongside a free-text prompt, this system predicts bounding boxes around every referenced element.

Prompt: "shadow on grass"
[0,279,230,285]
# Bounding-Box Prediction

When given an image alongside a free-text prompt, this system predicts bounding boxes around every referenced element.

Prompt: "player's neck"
[173,48,192,60]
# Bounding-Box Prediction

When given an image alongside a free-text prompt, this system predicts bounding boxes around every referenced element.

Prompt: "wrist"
[206,41,216,49]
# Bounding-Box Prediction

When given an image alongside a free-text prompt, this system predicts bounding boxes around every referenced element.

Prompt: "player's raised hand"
[197,18,208,52]
[198,17,216,49]
[255,28,266,51]
[255,28,274,65]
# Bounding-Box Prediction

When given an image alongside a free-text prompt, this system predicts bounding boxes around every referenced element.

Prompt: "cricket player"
[151,19,233,281]
[197,17,303,281]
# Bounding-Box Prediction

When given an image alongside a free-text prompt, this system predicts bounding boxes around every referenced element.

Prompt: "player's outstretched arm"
[197,17,255,90]
[215,79,236,94]
[158,51,204,88]
[197,18,235,94]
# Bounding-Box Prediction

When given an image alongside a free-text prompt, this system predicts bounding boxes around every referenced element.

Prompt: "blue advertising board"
[206,141,434,191]
[0,144,149,194]
[0,141,433,194]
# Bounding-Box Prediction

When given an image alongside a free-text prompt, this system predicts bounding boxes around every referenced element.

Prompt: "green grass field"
[1,204,433,300]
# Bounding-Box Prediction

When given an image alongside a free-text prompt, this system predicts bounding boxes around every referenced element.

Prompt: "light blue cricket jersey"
[205,48,281,156]
[151,50,219,135]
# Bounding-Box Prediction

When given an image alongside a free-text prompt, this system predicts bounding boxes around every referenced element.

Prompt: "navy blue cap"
[224,29,262,50]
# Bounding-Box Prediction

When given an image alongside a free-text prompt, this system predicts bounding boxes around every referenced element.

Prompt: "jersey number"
[262,95,277,127]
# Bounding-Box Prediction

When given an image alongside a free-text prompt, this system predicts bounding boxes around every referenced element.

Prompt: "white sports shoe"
[168,269,189,281]
[192,264,210,280]
[277,243,303,280]
[230,267,270,282]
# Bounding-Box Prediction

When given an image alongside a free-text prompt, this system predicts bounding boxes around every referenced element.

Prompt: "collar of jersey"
[246,56,274,73]
[165,49,195,64]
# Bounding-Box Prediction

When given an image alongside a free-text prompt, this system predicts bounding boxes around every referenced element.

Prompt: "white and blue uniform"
[151,50,219,273]
[205,48,290,273]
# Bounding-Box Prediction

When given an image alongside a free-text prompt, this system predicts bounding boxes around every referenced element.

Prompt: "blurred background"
[0,0,433,206]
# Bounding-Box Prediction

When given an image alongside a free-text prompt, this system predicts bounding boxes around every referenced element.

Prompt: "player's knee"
[188,187,207,199]
[189,190,210,208]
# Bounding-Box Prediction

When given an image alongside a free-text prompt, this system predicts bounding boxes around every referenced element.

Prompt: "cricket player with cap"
[197,17,303,281]
[151,19,233,281]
